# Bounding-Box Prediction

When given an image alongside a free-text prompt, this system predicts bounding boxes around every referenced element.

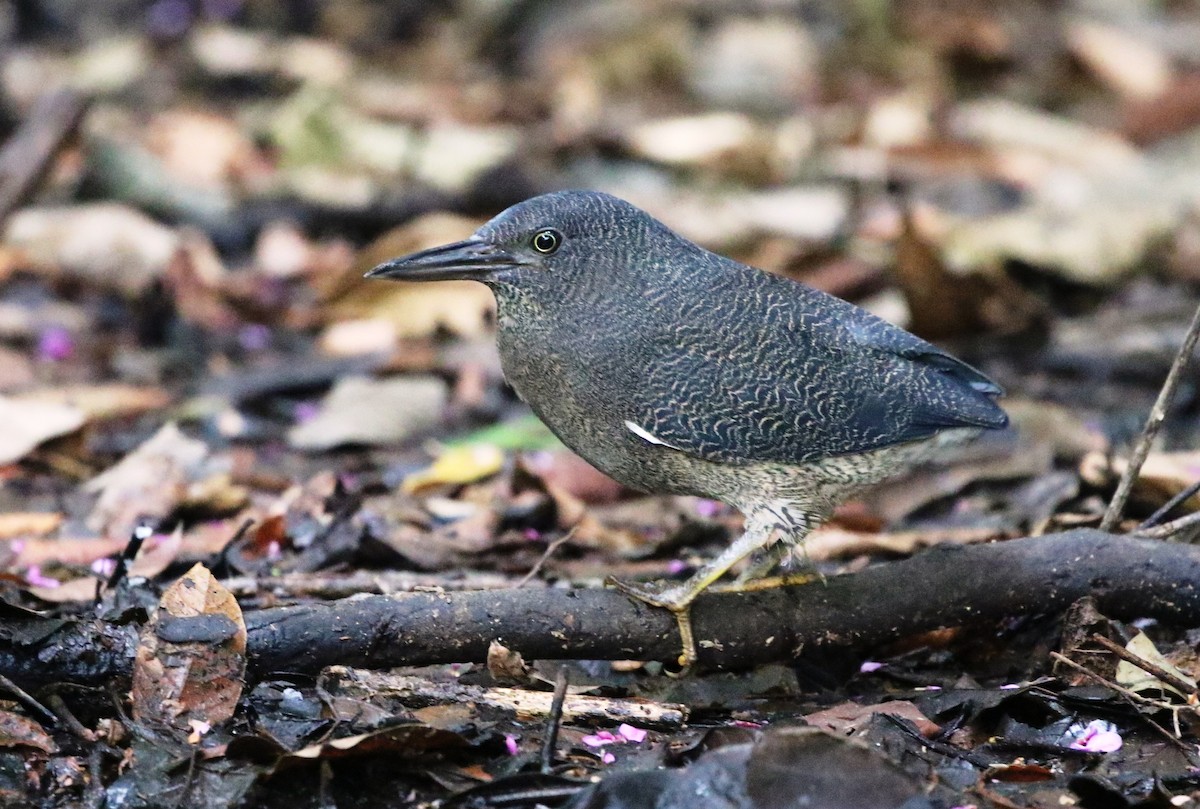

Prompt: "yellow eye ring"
[532,229,562,254]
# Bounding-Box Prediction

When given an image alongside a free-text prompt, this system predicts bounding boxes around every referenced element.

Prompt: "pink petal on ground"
[504,735,519,756]
[1069,720,1122,753]
[617,724,647,743]
[581,731,618,747]
[24,565,59,588]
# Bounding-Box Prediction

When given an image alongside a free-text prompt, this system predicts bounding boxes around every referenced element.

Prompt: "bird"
[366,190,1008,669]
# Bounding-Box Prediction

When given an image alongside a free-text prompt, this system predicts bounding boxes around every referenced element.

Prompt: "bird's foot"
[713,569,822,594]
[607,577,699,674]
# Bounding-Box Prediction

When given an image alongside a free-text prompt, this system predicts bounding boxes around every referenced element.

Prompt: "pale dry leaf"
[326,212,493,338]
[83,422,211,538]
[0,512,63,540]
[0,395,86,465]
[288,375,447,450]
[1066,19,1171,101]
[1115,632,1196,700]
[3,203,179,296]
[14,384,171,421]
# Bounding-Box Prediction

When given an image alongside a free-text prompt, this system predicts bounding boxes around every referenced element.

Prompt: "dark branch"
[5,530,1200,686]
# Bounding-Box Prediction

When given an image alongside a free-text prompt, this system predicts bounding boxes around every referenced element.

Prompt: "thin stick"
[540,666,569,774]
[0,674,57,727]
[1101,302,1200,531]
[514,527,577,588]
[1050,651,1197,757]
[1137,478,1200,531]
[1133,509,1200,540]
[1090,633,1196,697]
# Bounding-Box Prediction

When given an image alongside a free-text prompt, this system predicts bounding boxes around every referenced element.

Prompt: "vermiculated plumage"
[368,189,1009,667]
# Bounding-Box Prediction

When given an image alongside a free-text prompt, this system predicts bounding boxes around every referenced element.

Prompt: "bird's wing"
[631,281,1007,467]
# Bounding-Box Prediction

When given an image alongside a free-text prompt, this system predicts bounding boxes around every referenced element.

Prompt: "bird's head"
[365,191,684,296]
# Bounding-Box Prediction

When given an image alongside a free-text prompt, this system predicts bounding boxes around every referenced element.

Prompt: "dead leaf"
[83,422,211,539]
[403,444,504,495]
[3,203,179,296]
[324,212,494,338]
[288,375,446,450]
[283,724,467,763]
[1066,19,1170,101]
[804,700,940,739]
[0,513,63,540]
[14,384,171,421]
[0,395,86,465]
[1115,632,1196,700]
[1080,450,1200,514]
[0,709,57,755]
[144,108,261,189]
[131,563,247,730]
[26,528,184,603]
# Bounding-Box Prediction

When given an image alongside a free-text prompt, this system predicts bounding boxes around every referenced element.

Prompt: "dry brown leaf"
[804,525,1002,562]
[0,395,86,465]
[0,709,58,755]
[131,563,246,730]
[83,423,211,539]
[24,528,184,603]
[1080,450,1200,513]
[144,108,262,189]
[324,212,494,338]
[804,700,940,739]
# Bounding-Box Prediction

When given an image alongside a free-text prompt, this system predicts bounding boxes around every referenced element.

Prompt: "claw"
[609,577,699,672]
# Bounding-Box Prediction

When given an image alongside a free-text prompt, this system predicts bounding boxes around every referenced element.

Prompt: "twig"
[1101,301,1200,531]
[0,673,57,727]
[44,693,95,741]
[0,88,90,224]
[541,666,569,774]
[1089,633,1197,697]
[1137,479,1200,531]
[514,527,577,588]
[1132,510,1200,540]
[1050,651,1197,758]
[103,522,155,594]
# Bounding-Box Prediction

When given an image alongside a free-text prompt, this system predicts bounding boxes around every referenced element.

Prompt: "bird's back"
[561,246,1008,469]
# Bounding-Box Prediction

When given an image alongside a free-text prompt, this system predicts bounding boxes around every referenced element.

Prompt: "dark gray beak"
[365,239,524,282]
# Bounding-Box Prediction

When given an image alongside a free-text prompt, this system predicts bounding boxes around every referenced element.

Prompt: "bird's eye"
[531,228,562,254]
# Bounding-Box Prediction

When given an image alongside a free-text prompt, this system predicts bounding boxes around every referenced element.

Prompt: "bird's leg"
[719,508,828,592]
[733,541,793,584]
[610,519,775,670]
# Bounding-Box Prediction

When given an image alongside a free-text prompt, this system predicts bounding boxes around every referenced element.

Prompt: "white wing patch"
[624,420,680,449]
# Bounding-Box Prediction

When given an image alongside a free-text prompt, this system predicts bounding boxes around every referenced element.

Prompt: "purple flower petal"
[859,661,884,673]
[504,734,519,756]
[37,327,74,362]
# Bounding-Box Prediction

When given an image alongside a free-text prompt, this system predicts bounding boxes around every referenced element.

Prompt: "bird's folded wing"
[633,327,1006,467]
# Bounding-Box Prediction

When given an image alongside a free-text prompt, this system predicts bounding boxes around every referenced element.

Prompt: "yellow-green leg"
[610,520,775,670]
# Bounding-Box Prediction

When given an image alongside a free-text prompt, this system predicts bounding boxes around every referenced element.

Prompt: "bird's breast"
[493,299,693,494]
